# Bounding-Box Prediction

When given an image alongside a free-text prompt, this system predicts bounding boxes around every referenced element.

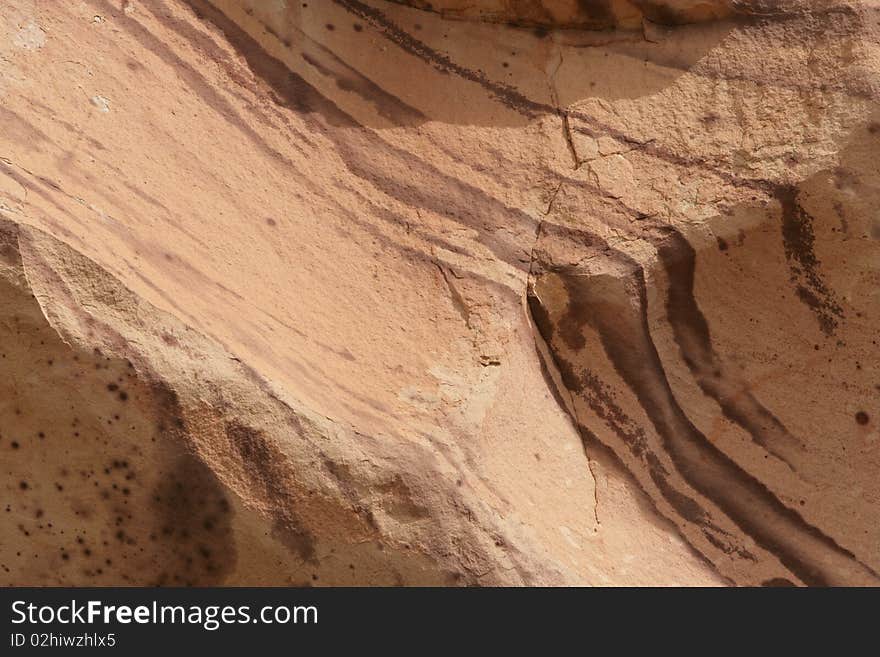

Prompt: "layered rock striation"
[0,0,877,585]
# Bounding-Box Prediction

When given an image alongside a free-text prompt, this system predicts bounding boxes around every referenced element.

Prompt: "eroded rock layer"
[0,0,877,585]
[390,0,738,29]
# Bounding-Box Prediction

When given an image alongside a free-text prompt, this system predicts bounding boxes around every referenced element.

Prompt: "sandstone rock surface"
[390,0,737,29]
[0,0,878,586]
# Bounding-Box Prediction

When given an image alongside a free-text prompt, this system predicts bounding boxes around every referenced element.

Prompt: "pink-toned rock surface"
[0,0,877,585]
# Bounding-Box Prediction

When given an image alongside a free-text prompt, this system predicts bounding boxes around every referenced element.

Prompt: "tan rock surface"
[390,0,737,29]
[0,0,877,585]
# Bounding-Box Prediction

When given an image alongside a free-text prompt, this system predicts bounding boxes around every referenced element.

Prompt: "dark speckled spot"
[149,453,236,585]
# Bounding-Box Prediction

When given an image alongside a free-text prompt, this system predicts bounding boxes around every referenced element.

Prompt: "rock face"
[0,0,877,586]
[390,0,737,29]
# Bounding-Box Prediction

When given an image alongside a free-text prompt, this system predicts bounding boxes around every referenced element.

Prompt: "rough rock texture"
[0,0,878,586]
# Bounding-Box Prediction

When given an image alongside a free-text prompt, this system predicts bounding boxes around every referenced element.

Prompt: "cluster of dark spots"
[699,528,751,561]
[776,185,843,335]
[147,448,237,585]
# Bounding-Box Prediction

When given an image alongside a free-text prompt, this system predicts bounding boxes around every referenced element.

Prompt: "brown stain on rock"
[777,185,843,336]
[149,452,237,586]
[0,260,240,585]
[528,223,880,586]
[653,227,805,465]
[225,422,318,564]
